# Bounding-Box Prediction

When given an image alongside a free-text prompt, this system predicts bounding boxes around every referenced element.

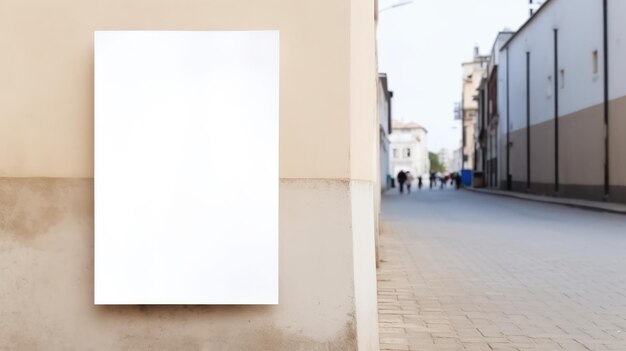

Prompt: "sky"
[377,0,530,153]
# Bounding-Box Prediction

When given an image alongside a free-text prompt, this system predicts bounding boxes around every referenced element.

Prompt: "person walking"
[406,172,415,194]
[429,172,436,189]
[397,171,407,194]
[417,176,423,190]
[455,172,462,190]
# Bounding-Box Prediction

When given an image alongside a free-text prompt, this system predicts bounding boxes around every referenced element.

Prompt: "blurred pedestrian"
[418,176,423,190]
[406,172,415,194]
[397,171,407,194]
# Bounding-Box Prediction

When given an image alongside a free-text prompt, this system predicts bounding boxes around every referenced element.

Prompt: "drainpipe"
[603,0,610,200]
[506,48,511,191]
[526,51,531,191]
[553,29,559,195]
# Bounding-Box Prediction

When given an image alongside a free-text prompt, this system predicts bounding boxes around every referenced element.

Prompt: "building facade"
[389,120,430,181]
[461,48,489,172]
[437,148,453,173]
[529,0,547,16]
[452,148,463,173]
[0,0,381,349]
[475,31,514,188]
[498,0,626,203]
[378,73,393,192]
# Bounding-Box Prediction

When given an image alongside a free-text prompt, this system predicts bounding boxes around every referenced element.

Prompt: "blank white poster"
[94,31,279,304]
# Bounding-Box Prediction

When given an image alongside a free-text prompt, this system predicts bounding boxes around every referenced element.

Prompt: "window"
[403,148,411,158]
[593,50,599,74]
[393,148,399,158]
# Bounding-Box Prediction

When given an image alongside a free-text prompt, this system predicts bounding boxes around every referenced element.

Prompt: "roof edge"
[500,0,555,52]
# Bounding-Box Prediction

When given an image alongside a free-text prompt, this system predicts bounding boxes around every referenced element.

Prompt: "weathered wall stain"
[114,334,202,351]
[0,178,361,350]
[0,178,92,245]
[106,320,356,351]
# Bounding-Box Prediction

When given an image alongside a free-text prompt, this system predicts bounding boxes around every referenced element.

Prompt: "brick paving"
[377,188,626,351]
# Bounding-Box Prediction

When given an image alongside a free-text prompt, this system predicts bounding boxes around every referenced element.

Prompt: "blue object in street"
[461,169,472,186]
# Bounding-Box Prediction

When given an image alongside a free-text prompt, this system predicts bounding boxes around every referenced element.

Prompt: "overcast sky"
[377,0,530,153]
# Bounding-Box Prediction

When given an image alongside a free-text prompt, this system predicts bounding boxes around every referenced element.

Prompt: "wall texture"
[0,0,379,349]
[498,0,626,203]
[0,179,371,350]
[608,0,626,197]
[0,0,360,180]
[609,95,626,202]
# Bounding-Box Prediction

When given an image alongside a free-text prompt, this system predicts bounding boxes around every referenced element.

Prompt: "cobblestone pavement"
[377,188,626,351]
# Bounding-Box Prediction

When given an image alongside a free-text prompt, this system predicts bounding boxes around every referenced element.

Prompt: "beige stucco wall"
[559,104,605,186]
[0,178,369,350]
[529,119,556,186]
[610,95,626,188]
[0,0,379,349]
[508,129,527,185]
[350,0,377,182]
[0,0,359,180]
[509,104,605,188]
[508,103,609,187]
[506,102,614,200]
[463,119,475,170]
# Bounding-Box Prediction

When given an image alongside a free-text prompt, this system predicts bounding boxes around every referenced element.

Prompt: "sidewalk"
[377,221,438,351]
[377,189,626,351]
[466,187,626,215]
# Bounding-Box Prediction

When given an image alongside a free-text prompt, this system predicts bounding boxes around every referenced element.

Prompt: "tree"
[429,152,445,173]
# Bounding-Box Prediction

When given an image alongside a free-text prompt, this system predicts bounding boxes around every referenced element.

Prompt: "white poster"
[94,31,279,304]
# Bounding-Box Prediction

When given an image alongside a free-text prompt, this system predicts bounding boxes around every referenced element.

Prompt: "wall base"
[0,177,378,351]
[501,180,626,204]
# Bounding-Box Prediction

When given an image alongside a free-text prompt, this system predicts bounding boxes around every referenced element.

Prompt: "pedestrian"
[455,173,462,190]
[397,171,407,194]
[406,172,415,194]
[429,172,436,189]
[417,176,423,190]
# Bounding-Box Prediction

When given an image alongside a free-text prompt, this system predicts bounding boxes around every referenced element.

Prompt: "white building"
[497,0,626,203]
[389,120,430,182]
[452,148,463,173]
[529,0,546,16]
[378,73,393,192]
[475,31,514,188]
[437,148,453,172]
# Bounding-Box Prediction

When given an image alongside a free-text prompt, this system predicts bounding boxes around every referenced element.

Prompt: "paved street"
[377,187,626,351]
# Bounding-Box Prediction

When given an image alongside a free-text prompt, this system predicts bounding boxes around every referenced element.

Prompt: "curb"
[465,187,626,215]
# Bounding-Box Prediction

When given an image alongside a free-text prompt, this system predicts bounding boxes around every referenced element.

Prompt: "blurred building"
[475,31,514,188]
[492,0,626,203]
[389,120,430,180]
[437,148,453,172]
[378,73,393,192]
[452,148,463,173]
[461,48,489,173]
[451,103,463,173]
